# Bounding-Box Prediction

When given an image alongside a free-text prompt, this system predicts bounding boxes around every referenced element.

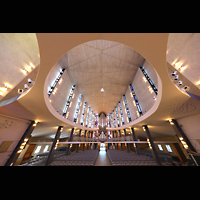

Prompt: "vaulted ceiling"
[60,40,145,114]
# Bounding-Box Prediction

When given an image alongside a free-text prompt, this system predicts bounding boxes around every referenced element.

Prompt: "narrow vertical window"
[115,106,120,127]
[95,114,99,128]
[113,110,116,128]
[129,84,143,117]
[123,94,132,122]
[89,109,93,128]
[119,101,125,125]
[85,106,90,127]
[74,94,82,123]
[110,113,113,128]
[140,66,158,95]
[80,101,87,126]
[63,85,76,118]
[48,68,65,97]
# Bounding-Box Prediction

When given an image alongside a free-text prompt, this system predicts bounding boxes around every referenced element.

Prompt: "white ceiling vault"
[60,40,145,114]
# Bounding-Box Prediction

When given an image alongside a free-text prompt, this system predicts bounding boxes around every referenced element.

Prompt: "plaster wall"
[0,115,30,165]
[177,113,200,153]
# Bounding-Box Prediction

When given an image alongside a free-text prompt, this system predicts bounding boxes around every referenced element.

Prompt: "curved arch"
[44,39,162,131]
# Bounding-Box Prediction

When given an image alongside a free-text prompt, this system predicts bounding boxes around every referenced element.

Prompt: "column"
[118,130,123,151]
[87,131,90,150]
[5,120,37,166]
[45,126,63,166]
[143,125,162,166]
[82,130,87,151]
[115,131,119,149]
[76,129,82,153]
[90,131,93,149]
[66,128,74,155]
[123,129,130,152]
[131,127,140,154]
[171,119,196,152]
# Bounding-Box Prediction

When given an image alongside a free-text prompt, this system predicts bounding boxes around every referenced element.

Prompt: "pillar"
[76,129,82,153]
[90,131,93,149]
[66,128,74,155]
[87,131,90,150]
[5,120,36,166]
[143,125,162,166]
[171,119,196,152]
[124,129,130,152]
[82,130,87,151]
[115,131,119,149]
[45,126,63,166]
[118,130,123,151]
[131,127,140,154]
[112,131,115,149]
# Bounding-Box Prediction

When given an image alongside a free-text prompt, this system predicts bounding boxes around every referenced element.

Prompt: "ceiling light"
[101,88,104,92]
[28,78,35,84]
[24,84,31,89]
[18,89,24,94]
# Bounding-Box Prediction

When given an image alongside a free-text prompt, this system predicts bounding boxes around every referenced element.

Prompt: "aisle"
[94,150,112,166]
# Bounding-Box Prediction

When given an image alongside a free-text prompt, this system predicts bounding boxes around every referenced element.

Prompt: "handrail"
[187,149,200,156]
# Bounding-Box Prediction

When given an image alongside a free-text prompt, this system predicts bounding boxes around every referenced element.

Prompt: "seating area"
[107,149,158,166]
[50,150,99,166]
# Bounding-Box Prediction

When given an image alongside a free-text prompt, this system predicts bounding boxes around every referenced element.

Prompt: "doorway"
[100,143,106,151]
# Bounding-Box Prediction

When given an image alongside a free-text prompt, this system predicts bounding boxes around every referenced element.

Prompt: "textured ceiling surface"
[60,40,145,114]
[0,33,40,101]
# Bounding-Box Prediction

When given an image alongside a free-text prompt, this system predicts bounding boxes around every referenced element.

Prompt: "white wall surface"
[0,115,30,165]
[177,113,200,153]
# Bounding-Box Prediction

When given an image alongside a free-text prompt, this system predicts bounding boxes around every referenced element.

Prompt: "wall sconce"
[179,137,188,149]
[147,138,152,149]
[143,126,146,131]
[33,121,39,127]
[168,119,174,125]
[17,138,29,153]
[54,140,59,150]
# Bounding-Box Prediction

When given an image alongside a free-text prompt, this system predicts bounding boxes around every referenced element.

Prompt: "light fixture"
[54,140,59,150]
[171,71,177,76]
[168,119,174,125]
[147,138,152,149]
[24,84,31,89]
[0,83,11,92]
[28,78,35,84]
[33,121,39,127]
[179,137,188,149]
[143,126,146,131]
[174,75,179,80]
[21,63,35,75]
[17,138,29,153]
[101,88,104,92]
[18,89,24,94]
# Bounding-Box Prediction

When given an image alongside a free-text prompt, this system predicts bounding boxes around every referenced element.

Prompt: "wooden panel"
[21,144,36,162]
[0,141,13,152]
